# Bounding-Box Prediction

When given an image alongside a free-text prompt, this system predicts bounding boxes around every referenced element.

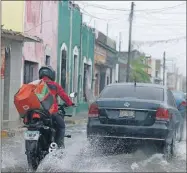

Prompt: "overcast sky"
[76,1,186,76]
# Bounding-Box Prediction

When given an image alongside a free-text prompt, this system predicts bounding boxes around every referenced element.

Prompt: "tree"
[129,56,151,83]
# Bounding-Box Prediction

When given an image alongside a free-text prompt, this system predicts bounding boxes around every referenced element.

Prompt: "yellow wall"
[2,1,24,32]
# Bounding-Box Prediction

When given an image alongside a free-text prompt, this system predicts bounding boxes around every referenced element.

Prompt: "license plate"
[119,110,135,118]
[24,131,40,140]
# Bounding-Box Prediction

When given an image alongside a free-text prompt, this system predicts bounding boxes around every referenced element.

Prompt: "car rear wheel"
[179,123,184,142]
[176,124,182,142]
[163,131,176,161]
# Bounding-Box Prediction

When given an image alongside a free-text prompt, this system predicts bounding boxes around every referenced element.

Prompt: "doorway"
[73,54,78,93]
[95,73,99,96]
[100,72,105,93]
[61,49,67,91]
[83,63,91,102]
[3,47,11,121]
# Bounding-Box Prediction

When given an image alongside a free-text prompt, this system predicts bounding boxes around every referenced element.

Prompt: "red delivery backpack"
[14,79,55,118]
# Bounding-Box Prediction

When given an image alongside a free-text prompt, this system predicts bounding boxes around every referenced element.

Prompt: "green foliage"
[130,56,151,83]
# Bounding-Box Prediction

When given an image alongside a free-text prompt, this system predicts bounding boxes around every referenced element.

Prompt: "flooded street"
[2,123,186,172]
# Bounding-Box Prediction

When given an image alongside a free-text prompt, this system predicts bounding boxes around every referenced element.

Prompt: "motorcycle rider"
[38,65,74,148]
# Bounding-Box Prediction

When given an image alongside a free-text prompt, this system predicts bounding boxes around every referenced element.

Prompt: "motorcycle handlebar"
[58,103,68,108]
[58,104,77,109]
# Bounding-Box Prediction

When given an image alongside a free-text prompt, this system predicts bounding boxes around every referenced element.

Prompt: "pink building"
[23,1,58,83]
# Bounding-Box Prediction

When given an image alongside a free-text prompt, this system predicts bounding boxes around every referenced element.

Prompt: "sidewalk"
[64,111,88,125]
[1,111,88,139]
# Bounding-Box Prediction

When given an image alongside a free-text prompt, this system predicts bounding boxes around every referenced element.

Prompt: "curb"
[1,130,15,138]
[1,127,26,139]
[65,118,87,125]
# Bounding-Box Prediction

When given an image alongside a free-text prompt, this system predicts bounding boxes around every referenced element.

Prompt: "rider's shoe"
[58,143,65,149]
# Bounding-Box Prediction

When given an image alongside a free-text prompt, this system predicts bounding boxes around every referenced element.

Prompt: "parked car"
[171,90,186,118]
[87,83,183,160]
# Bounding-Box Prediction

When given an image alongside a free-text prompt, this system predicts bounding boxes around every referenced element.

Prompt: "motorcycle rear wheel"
[25,140,41,171]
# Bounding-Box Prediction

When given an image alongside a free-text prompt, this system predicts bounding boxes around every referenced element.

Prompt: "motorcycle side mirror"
[69,92,77,98]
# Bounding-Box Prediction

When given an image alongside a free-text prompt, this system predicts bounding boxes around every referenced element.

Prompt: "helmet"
[39,66,56,81]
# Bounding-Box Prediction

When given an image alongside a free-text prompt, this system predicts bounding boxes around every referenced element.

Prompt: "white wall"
[2,39,23,129]
[9,41,22,122]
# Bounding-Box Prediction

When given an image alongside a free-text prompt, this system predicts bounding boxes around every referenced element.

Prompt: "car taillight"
[88,103,99,117]
[181,101,187,106]
[156,108,170,121]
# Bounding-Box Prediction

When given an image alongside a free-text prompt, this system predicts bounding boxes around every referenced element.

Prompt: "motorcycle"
[22,92,77,171]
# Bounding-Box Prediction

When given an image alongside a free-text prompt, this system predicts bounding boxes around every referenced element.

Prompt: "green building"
[57,1,95,114]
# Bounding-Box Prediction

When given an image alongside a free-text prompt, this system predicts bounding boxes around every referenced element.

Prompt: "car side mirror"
[69,92,77,98]
[178,101,187,109]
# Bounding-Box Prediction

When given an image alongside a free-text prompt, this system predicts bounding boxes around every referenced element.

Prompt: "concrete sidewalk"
[64,111,88,125]
[1,111,88,139]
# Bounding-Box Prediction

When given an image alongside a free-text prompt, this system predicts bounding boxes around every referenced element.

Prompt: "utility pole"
[107,22,109,36]
[94,20,96,29]
[119,32,121,52]
[116,32,122,82]
[163,51,166,86]
[126,2,135,82]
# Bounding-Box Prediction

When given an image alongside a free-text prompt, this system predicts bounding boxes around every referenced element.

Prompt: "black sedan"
[87,83,183,160]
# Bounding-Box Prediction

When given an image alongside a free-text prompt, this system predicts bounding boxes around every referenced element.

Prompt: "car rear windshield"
[100,85,164,101]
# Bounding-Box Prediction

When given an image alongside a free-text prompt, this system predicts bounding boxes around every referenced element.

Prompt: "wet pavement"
[1,123,186,172]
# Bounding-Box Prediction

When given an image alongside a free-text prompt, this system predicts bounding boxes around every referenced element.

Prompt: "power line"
[80,7,119,21]
[81,10,186,28]
[134,12,186,22]
[133,23,186,27]
[77,1,185,13]
[132,36,186,47]
[144,3,186,14]
[80,7,186,27]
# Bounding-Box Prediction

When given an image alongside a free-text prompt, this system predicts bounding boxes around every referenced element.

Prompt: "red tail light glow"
[156,108,170,121]
[32,113,40,119]
[88,103,99,117]
[181,101,187,106]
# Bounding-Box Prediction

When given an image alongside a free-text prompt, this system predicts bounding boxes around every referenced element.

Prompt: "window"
[83,64,88,101]
[45,55,50,66]
[95,73,99,96]
[110,68,112,84]
[73,55,78,92]
[100,85,164,101]
[24,61,38,84]
[61,50,67,91]
[107,76,109,85]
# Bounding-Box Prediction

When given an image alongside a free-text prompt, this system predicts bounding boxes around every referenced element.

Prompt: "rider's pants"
[52,113,65,148]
